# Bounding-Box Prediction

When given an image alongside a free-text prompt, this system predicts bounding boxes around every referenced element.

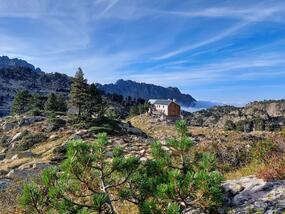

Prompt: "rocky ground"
[0,115,150,213]
[0,114,284,213]
[130,115,285,214]
[223,176,285,213]
[186,100,285,130]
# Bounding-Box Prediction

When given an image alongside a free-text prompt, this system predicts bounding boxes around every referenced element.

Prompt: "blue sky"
[0,0,285,104]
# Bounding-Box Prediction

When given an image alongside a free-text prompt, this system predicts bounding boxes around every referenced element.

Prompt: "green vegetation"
[19,120,224,213]
[12,90,32,115]
[45,93,67,113]
[224,117,281,132]
[224,120,236,131]
[69,67,90,117]
[11,90,67,116]
[14,131,47,151]
[69,68,103,121]
[129,103,149,116]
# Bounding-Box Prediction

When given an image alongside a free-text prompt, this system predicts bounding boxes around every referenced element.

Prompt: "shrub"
[19,121,224,213]
[257,157,285,181]
[253,118,265,131]
[15,132,47,151]
[47,116,66,131]
[28,108,43,116]
[251,140,280,163]
[88,126,113,134]
[0,135,10,147]
[105,107,120,120]
[236,120,253,132]
[149,120,224,211]
[20,133,140,213]
[224,120,236,131]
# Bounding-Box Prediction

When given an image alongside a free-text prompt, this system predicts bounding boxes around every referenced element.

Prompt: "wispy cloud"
[152,2,285,60]
[0,0,285,103]
[152,22,248,60]
[129,53,285,87]
[158,4,285,22]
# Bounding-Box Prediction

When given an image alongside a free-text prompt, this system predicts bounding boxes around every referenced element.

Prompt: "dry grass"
[224,161,266,180]
[0,157,32,171]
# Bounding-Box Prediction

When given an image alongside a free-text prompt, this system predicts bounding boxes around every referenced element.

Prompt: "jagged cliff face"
[97,79,196,106]
[0,67,71,116]
[187,100,285,129]
[0,56,41,72]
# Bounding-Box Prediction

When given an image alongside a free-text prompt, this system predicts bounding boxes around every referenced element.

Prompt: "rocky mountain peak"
[97,79,196,107]
[0,56,41,72]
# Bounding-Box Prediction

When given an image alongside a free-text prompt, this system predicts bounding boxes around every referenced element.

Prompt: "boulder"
[2,122,16,131]
[11,151,33,159]
[11,132,23,142]
[0,153,5,161]
[106,151,113,158]
[126,127,147,138]
[49,134,58,141]
[0,179,10,191]
[223,176,285,213]
[6,169,27,179]
[69,130,91,140]
[32,163,50,170]
[18,116,45,127]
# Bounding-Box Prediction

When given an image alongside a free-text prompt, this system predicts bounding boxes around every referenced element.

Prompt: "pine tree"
[152,120,224,211]
[70,68,89,117]
[56,94,67,112]
[20,133,140,213]
[12,90,32,115]
[85,83,102,117]
[44,93,58,112]
[30,93,45,110]
[19,121,224,213]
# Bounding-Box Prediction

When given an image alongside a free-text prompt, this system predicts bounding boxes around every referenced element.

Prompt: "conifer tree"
[30,93,45,110]
[56,94,67,113]
[152,120,224,212]
[12,90,32,115]
[85,83,102,117]
[19,124,224,213]
[70,68,89,117]
[44,93,58,112]
[20,133,140,213]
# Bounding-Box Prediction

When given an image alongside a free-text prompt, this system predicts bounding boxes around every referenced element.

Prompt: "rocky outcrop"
[97,79,196,107]
[223,176,285,213]
[1,116,46,131]
[187,100,285,131]
[0,56,41,72]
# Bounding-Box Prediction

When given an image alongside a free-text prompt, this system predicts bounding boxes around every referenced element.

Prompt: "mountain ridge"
[97,79,196,107]
[0,56,198,116]
[0,56,41,72]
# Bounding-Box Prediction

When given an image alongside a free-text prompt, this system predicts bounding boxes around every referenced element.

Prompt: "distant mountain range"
[0,56,219,116]
[0,56,41,72]
[0,56,71,116]
[97,79,196,107]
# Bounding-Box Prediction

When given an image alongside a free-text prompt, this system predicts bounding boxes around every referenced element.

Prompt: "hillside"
[187,100,285,132]
[0,56,72,116]
[0,57,199,116]
[97,79,196,107]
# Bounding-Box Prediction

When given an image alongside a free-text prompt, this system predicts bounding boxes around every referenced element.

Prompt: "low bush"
[0,135,10,147]
[19,120,224,213]
[257,156,285,181]
[224,120,236,131]
[16,132,47,151]
[251,139,280,163]
[27,108,44,116]
[88,126,113,134]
